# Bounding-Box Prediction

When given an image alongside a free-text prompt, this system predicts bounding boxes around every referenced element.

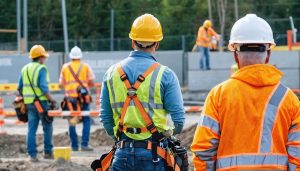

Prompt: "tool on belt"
[68,64,92,104]
[91,63,188,171]
[13,96,28,122]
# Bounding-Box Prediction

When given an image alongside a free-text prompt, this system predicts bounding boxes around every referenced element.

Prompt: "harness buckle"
[127,88,137,97]
[120,74,128,81]
[137,75,145,82]
[152,157,160,163]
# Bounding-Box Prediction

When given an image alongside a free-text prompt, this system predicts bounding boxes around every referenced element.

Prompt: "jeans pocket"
[112,156,127,171]
[138,157,164,171]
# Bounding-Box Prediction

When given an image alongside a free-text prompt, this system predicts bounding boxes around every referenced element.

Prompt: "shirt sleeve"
[100,71,115,137]
[37,68,49,94]
[161,67,185,134]
[17,74,23,91]
[86,64,95,80]
[191,88,220,170]
[209,28,218,37]
[59,65,66,85]
[286,91,300,169]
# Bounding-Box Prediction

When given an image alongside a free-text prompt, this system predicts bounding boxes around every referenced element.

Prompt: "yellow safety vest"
[21,62,49,104]
[107,63,169,140]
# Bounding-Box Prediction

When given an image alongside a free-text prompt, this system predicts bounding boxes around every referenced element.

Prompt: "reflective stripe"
[108,77,120,115]
[111,102,164,109]
[23,94,35,97]
[77,63,84,75]
[195,148,217,161]
[260,84,287,152]
[287,146,300,158]
[198,114,220,135]
[148,65,161,117]
[216,154,288,169]
[288,162,297,171]
[64,80,87,85]
[288,131,300,142]
[23,84,39,88]
[31,65,42,85]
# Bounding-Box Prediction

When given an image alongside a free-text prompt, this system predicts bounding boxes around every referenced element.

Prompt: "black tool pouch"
[173,145,189,171]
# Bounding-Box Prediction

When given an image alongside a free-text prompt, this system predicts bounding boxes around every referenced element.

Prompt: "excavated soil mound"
[177,124,197,149]
[0,159,89,171]
[0,128,113,158]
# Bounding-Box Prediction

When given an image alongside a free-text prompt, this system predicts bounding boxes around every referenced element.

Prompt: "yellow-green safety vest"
[21,62,50,104]
[107,64,169,140]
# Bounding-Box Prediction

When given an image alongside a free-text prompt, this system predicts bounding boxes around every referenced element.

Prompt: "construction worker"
[59,46,95,151]
[191,14,300,170]
[196,20,218,70]
[100,13,185,170]
[17,45,56,162]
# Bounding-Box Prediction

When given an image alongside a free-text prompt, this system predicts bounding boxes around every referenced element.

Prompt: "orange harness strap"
[116,63,160,136]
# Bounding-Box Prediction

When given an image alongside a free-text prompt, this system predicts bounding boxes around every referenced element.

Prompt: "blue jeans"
[26,101,53,157]
[199,46,211,70]
[64,98,91,149]
[112,147,165,171]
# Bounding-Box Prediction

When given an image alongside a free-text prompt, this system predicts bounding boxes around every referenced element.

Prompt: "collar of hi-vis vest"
[129,51,157,61]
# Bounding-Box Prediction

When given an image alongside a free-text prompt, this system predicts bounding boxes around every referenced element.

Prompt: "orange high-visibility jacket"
[59,60,95,97]
[196,26,218,48]
[191,64,300,171]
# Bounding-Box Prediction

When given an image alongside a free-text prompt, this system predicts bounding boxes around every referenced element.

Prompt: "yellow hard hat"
[129,13,163,42]
[29,45,49,59]
[203,20,212,28]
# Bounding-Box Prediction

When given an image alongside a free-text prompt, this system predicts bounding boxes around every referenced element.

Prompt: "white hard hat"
[228,14,276,51]
[69,46,82,59]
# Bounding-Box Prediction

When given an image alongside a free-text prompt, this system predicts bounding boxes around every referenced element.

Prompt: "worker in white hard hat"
[59,46,95,151]
[191,14,300,170]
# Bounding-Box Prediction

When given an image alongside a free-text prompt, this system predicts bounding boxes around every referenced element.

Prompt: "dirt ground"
[0,117,198,171]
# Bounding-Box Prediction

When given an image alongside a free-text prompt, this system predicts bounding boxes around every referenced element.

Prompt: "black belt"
[117,140,149,149]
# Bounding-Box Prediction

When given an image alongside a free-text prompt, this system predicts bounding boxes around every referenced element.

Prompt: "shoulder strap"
[68,64,86,88]
[116,63,162,140]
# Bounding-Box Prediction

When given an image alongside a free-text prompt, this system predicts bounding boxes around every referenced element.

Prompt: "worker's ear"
[234,51,240,69]
[265,50,271,64]
[131,40,135,49]
[154,42,159,50]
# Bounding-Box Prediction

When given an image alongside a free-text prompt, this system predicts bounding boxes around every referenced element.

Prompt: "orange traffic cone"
[0,97,6,135]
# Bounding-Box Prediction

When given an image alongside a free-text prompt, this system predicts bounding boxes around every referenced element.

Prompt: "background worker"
[191,14,300,170]
[59,46,95,151]
[196,19,218,70]
[17,45,56,162]
[100,13,185,170]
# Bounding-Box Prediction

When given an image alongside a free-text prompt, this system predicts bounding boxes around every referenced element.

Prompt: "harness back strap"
[68,64,86,89]
[116,62,160,135]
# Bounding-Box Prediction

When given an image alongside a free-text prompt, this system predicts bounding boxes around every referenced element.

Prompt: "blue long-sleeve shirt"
[100,51,185,137]
[18,64,49,95]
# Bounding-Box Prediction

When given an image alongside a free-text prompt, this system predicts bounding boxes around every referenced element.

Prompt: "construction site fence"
[2,50,300,90]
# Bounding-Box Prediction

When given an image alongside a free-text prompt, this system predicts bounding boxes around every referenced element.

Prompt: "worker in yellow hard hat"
[98,14,186,170]
[17,45,56,162]
[196,19,219,70]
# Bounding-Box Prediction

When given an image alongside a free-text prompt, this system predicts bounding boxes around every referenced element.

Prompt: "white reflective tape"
[48,110,100,116]
[3,119,25,125]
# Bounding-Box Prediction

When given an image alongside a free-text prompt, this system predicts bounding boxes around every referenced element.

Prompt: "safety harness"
[91,63,182,171]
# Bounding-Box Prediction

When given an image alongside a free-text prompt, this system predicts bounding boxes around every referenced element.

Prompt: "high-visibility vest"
[196,26,218,47]
[21,62,49,104]
[107,62,169,140]
[60,61,93,97]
